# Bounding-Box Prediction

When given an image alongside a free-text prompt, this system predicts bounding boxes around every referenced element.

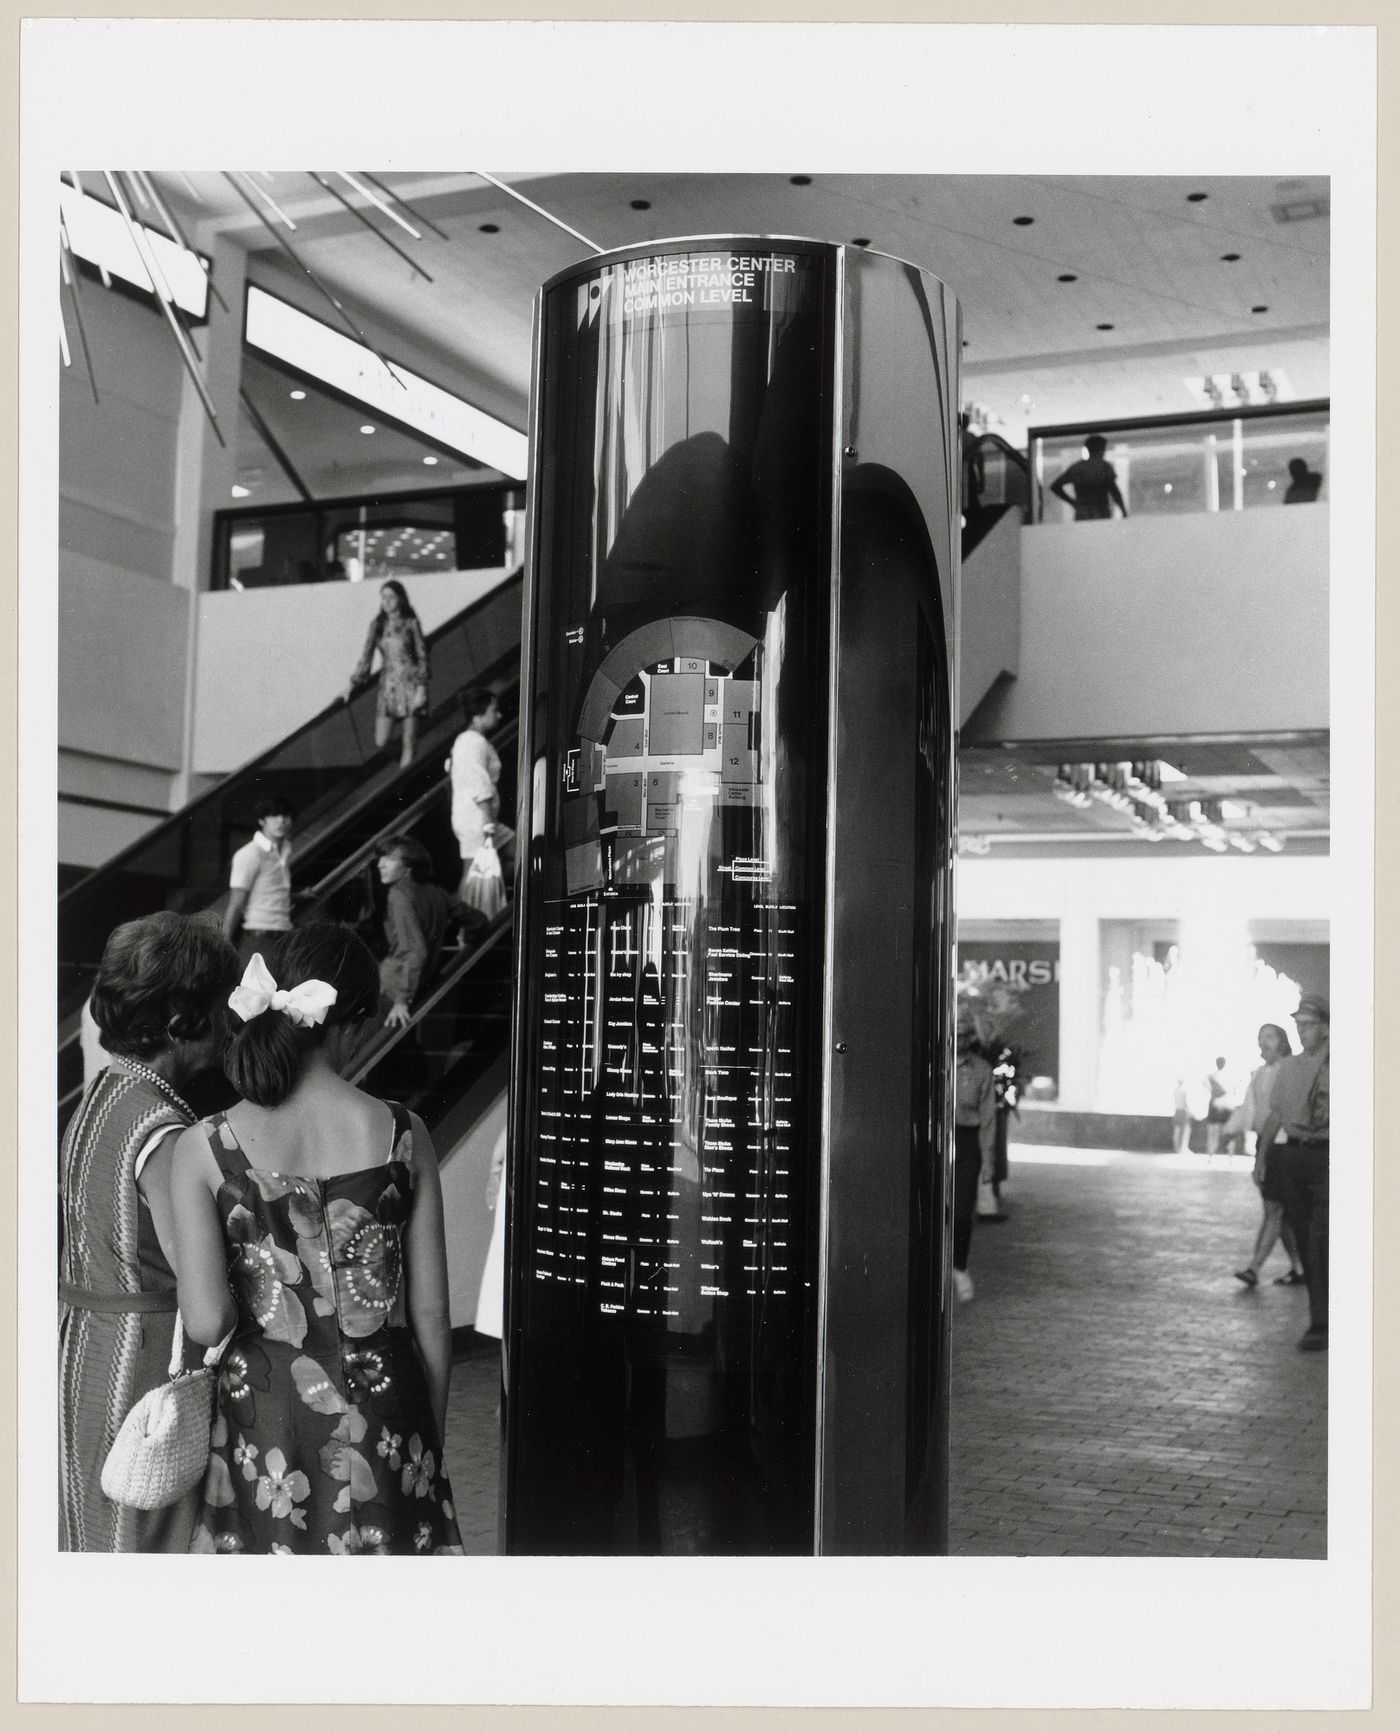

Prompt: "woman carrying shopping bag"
[447,687,514,914]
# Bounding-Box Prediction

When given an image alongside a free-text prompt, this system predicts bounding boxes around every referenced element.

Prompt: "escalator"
[961,431,1030,559]
[58,570,525,1135]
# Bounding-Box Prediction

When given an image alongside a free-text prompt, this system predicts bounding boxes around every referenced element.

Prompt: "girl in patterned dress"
[59,913,240,1551]
[345,580,429,768]
[172,921,462,1554]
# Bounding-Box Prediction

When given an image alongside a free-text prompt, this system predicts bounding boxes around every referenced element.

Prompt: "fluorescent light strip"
[244,284,528,479]
[58,181,209,320]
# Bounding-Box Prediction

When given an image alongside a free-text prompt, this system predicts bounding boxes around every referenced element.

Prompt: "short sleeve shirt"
[1270,1047,1329,1142]
[229,831,292,931]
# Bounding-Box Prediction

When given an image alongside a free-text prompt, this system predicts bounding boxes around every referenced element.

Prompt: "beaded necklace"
[112,1057,195,1123]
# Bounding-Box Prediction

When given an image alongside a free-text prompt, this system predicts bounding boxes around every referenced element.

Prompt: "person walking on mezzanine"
[1049,434,1129,521]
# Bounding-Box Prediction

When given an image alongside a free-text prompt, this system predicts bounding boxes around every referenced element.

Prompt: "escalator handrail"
[57,711,520,1084]
[58,568,525,913]
[969,430,1029,471]
[61,908,516,1125]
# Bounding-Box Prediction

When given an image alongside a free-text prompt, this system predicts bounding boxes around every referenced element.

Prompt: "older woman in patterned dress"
[58,913,239,1550]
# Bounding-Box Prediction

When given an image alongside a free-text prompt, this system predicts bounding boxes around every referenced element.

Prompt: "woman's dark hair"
[1260,1022,1295,1058]
[381,834,434,881]
[379,579,420,625]
[462,686,497,726]
[90,913,240,1060]
[225,920,380,1109]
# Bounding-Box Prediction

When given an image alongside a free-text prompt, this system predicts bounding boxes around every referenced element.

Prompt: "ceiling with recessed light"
[134,170,1332,854]
[150,169,1330,470]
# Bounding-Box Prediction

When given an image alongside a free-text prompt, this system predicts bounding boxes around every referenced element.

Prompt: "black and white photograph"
[17,16,1376,1714]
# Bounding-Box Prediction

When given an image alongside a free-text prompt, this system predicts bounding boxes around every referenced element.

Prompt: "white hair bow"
[228,952,338,1028]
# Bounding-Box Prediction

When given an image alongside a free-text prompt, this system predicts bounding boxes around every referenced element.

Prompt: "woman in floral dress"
[172,921,462,1554]
[345,580,429,768]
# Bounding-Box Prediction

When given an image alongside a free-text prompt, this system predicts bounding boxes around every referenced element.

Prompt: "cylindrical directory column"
[503,237,959,1555]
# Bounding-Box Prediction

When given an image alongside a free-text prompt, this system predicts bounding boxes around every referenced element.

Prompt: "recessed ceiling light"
[1096,322,1115,331]
[360,423,376,434]
[1057,273,1078,283]
[1013,215,1035,226]
[289,389,307,400]
[630,199,651,211]
[789,175,812,186]
[851,237,870,248]
[231,484,251,498]
[478,222,499,234]
[1186,191,1209,203]
[1221,252,1241,262]
[1251,305,1269,314]
[423,455,439,466]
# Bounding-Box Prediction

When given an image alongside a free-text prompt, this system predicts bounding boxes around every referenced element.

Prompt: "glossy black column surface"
[506,244,835,1553]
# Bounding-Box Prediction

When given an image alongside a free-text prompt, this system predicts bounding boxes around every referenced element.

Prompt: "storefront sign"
[960,940,1061,1093]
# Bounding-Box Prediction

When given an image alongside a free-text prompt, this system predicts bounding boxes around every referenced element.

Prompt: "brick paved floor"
[948,1148,1326,1557]
[442,1146,1326,1557]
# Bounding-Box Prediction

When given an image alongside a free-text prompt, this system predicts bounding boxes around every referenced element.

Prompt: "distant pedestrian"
[1172,1078,1193,1153]
[223,793,295,965]
[1257,995,1330,1350]
[1283,457,1323,504]
[1232,1023,1305,1289]
[346,580,429,768]
[1048,434,1128,521]
[1204,1056,1234,1157]
[952,1006,997,1303]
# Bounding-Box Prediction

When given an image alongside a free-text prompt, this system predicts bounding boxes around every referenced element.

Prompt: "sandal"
[1234,1268,1258,1287]
[1273,1271,1306,1286]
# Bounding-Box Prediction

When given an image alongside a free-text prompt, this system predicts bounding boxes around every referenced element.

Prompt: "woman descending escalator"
[344,580,430,769]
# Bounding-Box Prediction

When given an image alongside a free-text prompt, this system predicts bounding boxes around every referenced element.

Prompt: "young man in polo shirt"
[224,794,295,964]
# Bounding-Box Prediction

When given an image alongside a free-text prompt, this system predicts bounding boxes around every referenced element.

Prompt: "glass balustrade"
[1029,401,1329,524]
[213,481,526,590]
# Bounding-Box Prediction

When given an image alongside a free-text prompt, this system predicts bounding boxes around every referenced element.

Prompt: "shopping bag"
[462,837,507,920]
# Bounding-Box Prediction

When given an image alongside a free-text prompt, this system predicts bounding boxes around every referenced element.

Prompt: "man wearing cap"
[1257,995,1330,1350]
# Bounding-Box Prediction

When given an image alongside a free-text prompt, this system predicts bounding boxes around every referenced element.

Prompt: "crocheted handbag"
[100,1314,234,1510]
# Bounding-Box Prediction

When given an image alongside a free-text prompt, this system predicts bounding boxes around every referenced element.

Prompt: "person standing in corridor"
[953,1005,997,1303]
[1257,995,1331,1351]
